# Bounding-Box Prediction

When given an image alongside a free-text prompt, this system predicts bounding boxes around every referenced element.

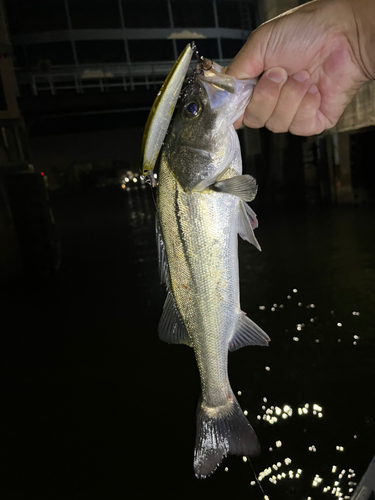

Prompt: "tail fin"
[193,394,260,478]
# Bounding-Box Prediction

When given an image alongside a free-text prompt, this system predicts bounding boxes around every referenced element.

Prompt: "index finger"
[226,32,265,80]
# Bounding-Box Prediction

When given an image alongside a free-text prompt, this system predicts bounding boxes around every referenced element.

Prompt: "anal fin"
[238,201,261,251]
[158,292,192,346]
[229,312,270,352]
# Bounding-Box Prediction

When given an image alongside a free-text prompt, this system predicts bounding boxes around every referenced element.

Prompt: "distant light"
[276,440,282,447]
[293,288,298,293]
[293,337,299,341]
[40,171,44,176]
[225,467,229,472]
[237,390,242,396]
[133,178,138,183]
[242,456,248,462]
[265,366,271,371]
[124,177,129,182]
[154,173,158,178]
[259,305,266,310]
[121,183,126,189]
[337,322,342,327]
[244,410,248,416]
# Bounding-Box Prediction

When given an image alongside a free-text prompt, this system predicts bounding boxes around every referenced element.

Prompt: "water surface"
[3,186,375,499]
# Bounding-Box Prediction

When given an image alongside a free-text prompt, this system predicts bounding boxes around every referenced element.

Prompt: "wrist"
[345,0,375,79]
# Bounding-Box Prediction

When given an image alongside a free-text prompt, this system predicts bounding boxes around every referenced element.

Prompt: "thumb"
[226,26,269,79]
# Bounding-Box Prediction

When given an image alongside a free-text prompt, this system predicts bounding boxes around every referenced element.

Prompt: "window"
[4,0,67,34]
[221,38,244,59]
[68,0,121,29]
[122,0,170,28]
[75,40,126,64]
[24,42,75,67]
[216,0,241,29]
[171,0,215,28]
[128,40,175,62]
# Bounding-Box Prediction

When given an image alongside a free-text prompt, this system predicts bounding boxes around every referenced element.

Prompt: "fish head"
[164,60,257,193]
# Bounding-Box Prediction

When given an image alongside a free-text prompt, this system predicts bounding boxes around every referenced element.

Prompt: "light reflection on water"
[122,187,375,498]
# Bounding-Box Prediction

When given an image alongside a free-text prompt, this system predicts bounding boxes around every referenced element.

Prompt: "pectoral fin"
[238,201,261,251]
[158,292,192,346]
[210,174,258,202]
[229,312,270,352]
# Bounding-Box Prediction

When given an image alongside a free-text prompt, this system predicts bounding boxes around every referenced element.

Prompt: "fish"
[142,44,270,478]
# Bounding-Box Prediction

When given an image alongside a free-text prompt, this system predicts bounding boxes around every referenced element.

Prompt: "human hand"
[227,0,374,136]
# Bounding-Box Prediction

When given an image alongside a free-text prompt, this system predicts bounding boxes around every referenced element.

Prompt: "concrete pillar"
[335,132,355,203]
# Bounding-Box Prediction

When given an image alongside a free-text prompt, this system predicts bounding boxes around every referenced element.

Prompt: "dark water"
[3,185,375,499]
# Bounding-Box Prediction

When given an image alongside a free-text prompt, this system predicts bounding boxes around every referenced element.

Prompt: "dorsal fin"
[156,213,171,288]
[156,214,191,347]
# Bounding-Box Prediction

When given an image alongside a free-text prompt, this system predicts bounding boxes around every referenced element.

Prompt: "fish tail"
[193,392,260,479]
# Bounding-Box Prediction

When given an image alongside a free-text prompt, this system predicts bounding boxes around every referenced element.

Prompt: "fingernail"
[308,84,318,94]
[266,68,286,84]
[292,71,309,83]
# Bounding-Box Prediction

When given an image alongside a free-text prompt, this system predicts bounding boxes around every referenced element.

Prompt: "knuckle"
[266,118,289,134]
[243,107,266,128]
[244,114,265,129]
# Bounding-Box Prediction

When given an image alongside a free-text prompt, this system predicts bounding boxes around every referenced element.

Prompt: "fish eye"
[184,101,201,118]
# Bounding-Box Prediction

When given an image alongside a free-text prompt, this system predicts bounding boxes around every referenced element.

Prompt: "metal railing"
[15,59,232,96]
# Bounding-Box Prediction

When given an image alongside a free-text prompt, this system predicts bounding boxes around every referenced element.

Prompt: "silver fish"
[151,53,269,478]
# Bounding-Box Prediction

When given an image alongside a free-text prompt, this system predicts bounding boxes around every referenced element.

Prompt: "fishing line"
[246,456,269,500]
[144,174,158,213]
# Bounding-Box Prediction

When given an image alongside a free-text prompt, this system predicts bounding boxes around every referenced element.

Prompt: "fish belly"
[158,159,240,407]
